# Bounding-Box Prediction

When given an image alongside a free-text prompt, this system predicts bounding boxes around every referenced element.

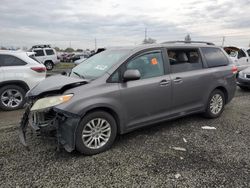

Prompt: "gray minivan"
[19,41,237,155]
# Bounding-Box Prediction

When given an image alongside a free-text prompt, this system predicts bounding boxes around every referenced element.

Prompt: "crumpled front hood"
[27,75,88,97]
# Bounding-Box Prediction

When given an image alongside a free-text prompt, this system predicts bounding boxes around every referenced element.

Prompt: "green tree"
[54,47,60,51]
[64,47,74,53]
[76,49,83,52]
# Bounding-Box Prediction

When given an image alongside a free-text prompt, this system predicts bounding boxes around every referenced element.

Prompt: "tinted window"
[45,49,54,55]
[29,55,41,63]
[126,51,164,79]
[238,49,246,59]
[0,55,26,66]
[34,50,45,56]
[167,49,202,73]
[201,47,229,67]
[247,49,250,56]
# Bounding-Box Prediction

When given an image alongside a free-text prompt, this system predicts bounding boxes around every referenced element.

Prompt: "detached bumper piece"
[19,106,80,152]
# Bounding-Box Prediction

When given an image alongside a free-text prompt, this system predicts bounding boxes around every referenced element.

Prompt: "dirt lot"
[0,88,250,187]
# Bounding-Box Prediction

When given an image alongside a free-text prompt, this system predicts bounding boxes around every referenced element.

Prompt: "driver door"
[119,50,172,129]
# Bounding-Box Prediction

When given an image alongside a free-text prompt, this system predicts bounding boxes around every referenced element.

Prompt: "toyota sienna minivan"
[19,41,237,155]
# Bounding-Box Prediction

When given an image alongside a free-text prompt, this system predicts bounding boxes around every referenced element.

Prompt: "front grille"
[246,74,250,79]
[32,110,57,127]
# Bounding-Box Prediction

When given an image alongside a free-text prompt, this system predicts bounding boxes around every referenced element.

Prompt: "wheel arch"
[0,80,30,92]
[213,86,229,104]
[80,106,122,134]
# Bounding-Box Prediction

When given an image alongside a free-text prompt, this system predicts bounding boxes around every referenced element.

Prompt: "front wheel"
[204,89,225,118]
[76,111,117,155]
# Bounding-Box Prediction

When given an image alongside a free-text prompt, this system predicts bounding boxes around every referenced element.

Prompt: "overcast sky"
[0,0,250,49]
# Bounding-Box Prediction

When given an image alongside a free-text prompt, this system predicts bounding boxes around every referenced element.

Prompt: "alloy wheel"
[210,94,223,115]
[1,89,23,108]
[82,118,111,149]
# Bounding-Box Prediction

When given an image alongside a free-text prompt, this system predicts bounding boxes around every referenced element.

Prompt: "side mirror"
[123,69,141,82]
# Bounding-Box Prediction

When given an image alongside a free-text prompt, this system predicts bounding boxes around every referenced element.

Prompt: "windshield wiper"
[72,71,85,79]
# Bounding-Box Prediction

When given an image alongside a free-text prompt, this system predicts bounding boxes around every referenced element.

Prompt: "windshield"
[71,49,129,79]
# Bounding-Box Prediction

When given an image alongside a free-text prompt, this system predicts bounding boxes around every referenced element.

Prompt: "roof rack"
[32,44,51,49]
[162,41,215,45]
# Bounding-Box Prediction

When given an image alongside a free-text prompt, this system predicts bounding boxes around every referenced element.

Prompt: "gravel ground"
[0,88,250,187]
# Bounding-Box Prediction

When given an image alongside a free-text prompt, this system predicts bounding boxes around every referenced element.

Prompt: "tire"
[203,89,225,119]
[44,61,54,70]
[0,85,26,111]
[76,111,117,155]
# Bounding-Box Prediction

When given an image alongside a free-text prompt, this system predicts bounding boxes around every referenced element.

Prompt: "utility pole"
[144,28,147,40]
[222,36,225,47]
[94,38,97,51]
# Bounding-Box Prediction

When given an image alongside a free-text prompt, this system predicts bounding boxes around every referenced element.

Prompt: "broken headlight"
[31,94,73,111]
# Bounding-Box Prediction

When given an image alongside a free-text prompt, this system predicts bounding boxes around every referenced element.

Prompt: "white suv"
[31,45,60,70]
[0,50,46,111]
[224,46,250,71]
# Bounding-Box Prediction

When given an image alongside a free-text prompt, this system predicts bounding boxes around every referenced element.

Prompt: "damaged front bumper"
[19,104,81,152]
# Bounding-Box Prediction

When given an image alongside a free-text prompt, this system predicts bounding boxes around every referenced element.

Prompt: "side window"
[109,71,119,83]
[126,51,164,79]
[247,49,250,57]
[0,55,4,66]
[167,49,202,73]
[0,55,26,66]
[34,50,45,57]
[238,49,246,59]
[201,47,229,67]
[45,49,55,55]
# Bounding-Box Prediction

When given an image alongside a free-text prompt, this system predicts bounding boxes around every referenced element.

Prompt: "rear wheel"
[204,89,225,118]
[76,111,117,155]
[0,85,26,111]
[44,61,54,70]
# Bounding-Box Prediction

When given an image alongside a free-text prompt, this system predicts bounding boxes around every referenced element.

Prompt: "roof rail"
[162,41,215,45]
[32,44,51,49]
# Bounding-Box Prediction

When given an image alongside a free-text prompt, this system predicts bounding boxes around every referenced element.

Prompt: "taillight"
[30,67,46,73]
[231,65,238,74]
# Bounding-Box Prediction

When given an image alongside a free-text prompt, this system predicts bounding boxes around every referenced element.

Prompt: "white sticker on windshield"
[95,65,108,70]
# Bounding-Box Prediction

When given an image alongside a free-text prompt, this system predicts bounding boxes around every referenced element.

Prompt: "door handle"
[173,77,183,83]
[159,79,170,86]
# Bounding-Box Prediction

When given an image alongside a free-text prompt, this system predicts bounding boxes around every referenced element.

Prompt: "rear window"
[45,49,55,55]
[34,50,45,56]
[29,55,41,63]
[0,54,27,66]
[201,47,229,67]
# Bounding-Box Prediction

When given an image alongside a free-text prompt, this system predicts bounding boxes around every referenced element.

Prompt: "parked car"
[64,53,75,62]
[0,50,46,111]
[74,55,88,65]
[224,46,250,71]
[237,67,250,90]
[19,41,237,155]
[31,45,60,70]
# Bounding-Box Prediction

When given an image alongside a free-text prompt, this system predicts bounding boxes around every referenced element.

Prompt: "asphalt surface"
[0,88,250,187]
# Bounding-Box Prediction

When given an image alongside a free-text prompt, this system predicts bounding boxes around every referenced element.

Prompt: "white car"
[0,50,46,110]
[224,46,250,71]
[31,45,60,70]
